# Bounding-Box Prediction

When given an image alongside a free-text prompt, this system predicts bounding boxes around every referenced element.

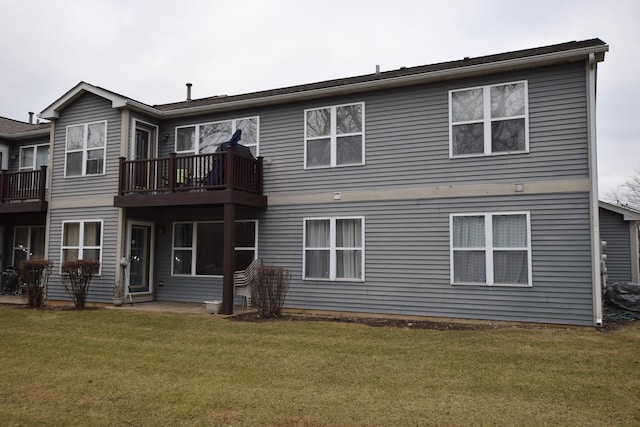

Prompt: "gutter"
[0,128,51,140]
[587,53,603,326]
[124,44,609,119]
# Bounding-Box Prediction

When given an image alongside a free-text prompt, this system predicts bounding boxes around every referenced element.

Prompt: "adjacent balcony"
[0,166,48,213]
[114,149,266,208]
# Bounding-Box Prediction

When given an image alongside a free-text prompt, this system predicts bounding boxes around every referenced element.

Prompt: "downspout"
[587,53,603,326]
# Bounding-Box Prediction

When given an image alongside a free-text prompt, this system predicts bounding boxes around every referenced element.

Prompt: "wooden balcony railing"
[117,149,263,196]
[0,166,47,204]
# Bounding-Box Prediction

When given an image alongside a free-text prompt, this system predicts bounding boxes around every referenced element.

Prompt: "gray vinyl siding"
[50,93,121,199]
[258,62,588,195]
[45,206,119,303]
[259,192,594,325]
[600,208,632,283]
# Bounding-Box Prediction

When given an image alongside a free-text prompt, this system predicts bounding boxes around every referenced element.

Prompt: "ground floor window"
[61,220,103,267]
[303,217,364,281]
[13,226,45,266]
[450,212,531,286]
[172,220,257,276]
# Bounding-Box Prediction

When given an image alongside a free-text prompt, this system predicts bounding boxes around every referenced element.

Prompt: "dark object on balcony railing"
[0,166,47,204]
[118,149,263,196]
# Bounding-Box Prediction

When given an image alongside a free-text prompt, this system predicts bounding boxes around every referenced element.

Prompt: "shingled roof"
[153,38,608,112]
[0,116,50,137]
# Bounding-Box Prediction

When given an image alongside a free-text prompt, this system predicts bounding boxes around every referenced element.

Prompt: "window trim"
[449,81,529,158]
[302,216,365,282]
[449,212,532,287]
[304,102,365,169]
[60,220,104,275]
[174,116,259,156]
[171,220,258,277]
[64,121,107,177]
[19,144,49,171]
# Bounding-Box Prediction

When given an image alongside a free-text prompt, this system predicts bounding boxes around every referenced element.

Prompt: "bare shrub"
[19,260,52,308]
[61,260,100,309]
[252,266,291,318]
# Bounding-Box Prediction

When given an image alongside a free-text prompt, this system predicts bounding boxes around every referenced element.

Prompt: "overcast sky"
[1,0,637,195]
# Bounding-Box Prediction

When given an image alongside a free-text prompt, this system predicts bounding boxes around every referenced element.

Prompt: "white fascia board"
[0,129,51,140]
[599,201,640,221]
[39,82,128,120]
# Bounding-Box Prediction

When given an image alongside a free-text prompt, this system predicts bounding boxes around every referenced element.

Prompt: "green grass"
[0,307,639,426]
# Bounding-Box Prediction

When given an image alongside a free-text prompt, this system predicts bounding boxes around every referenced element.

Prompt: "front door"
[126,221,154,300]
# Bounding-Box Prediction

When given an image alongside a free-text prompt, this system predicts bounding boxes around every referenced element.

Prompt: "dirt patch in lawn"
[231,310,638,332]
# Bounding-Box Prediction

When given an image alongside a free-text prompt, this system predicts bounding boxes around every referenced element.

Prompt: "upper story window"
[450,212,531,287]
[19,144,49,171]
[303,217,364,281]
[449,81,528,157]
[175,117,259,156]
[305,102,364,168]
[65,121,107,177]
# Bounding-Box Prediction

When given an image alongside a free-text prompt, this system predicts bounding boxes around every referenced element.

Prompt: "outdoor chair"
[234,259,262,309]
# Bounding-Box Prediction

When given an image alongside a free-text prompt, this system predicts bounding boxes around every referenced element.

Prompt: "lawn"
[0,306,639,426]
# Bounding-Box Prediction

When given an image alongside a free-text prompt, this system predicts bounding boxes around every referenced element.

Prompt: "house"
[599,201,640,284]
[0,38,610,325]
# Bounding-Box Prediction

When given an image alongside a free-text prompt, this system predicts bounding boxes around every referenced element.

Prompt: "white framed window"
[65,121,107,176]
[303,217,364,281]
[61,220,103,272]
[175,116,259,156]
[172,220,257,276]
[449,81,528,157]
[19,144,49,171]
[304,102,365,168]
[450,212,532,287]
[13,226,45,266]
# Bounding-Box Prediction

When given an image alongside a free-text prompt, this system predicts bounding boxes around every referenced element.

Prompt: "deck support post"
[222,202,236,315]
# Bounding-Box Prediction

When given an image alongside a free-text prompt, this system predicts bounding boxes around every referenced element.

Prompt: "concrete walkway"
[0,295,250,317]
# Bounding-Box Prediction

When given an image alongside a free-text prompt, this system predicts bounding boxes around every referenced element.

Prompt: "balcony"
[114,149,266,208]
[0,166,48,213]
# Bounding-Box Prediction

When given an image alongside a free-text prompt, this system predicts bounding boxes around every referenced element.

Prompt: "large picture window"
[305,103,364,168]
[449,81,528,157]
[65,121,106,176]
[61,220,103,268]
[13,226,45,266]
[175,117,259,156]
[303,217,364,281]
[172,220,257,276]
[450,212,531,286]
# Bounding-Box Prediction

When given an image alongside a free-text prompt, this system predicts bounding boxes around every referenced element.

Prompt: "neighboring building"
[599,201,640,284]
[0,116,50,274]
[0,39,610,325]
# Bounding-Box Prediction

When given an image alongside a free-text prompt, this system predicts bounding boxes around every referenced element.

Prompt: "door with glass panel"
[126,221,154,297]
[132,123,157,190]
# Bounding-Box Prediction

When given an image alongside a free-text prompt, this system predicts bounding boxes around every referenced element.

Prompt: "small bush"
[19,260,52,308]
[252,266,291,318]
[61,260,100,309]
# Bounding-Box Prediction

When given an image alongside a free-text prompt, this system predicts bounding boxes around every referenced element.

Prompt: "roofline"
[38,41,609,120]
[599,201,640,221]
[39,82,128,120]
[144,41,608,119]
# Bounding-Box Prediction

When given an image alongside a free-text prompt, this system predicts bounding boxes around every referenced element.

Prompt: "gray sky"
[1,0,638,195]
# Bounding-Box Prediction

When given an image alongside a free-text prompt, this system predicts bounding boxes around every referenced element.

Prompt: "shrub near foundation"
[18,259,52,308]
[61,260,100,309]
[252,266,291,317]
